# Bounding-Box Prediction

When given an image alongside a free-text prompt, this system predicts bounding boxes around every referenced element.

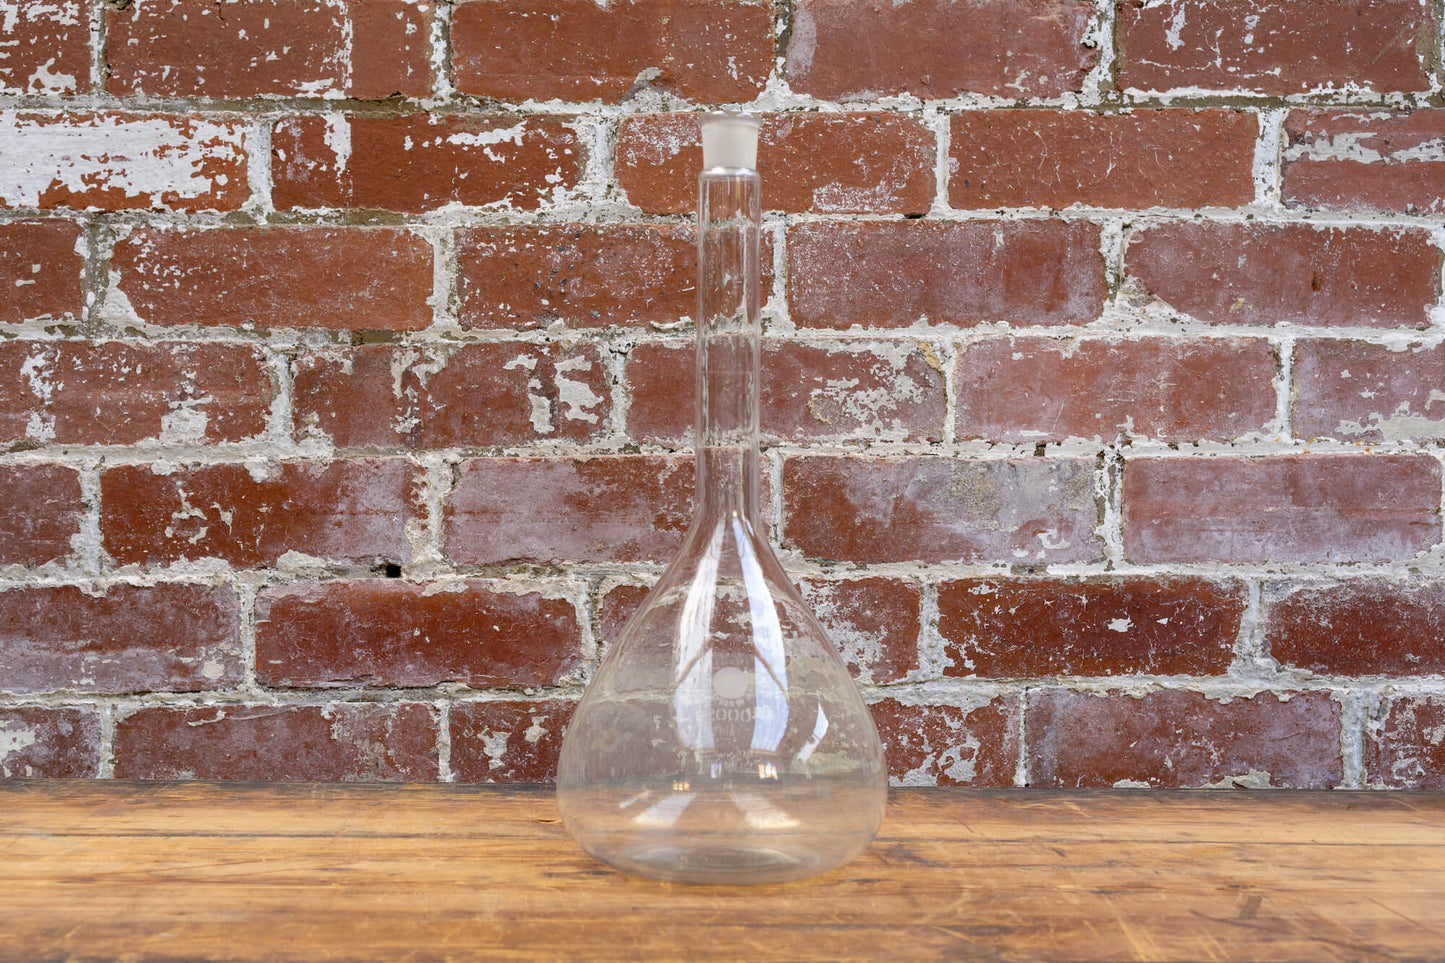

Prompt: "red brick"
[114,703,438,781]
[782,455,1100,565]
[0,583,240,693]
[1268,579,1445,676]
[458,224,689,331]
[1119,0,1435,95]
[1123,454,1441,564]
[0,340,273,446]
[1368,696,1445,790]
[870,697,1018,787]
[627,340,946,445]
[1294,340,1445,444]
[950,109,1256,210]
[272,114,581,213]
[0,464,82,566]
[596,584,650,653]
[0,707,100,778]
[101,459,419,569]
[787,0,1094,100]
[113,227,433,332]
[939,577,1243,678]
[1028,689,1341,788]
[452,0,771,103]
[615,112,935,215]
[597,577,915,683]
[458,224,771,331]
[0,112,248,212]
[294,342,607,449]
[450,700,573,783]
[0,0,89,94]
[954,337,1276,444]
[445,456,694,565]
[0,221,83,325]
[256,580,582,688]
[106,0,432,99]
[1283,109,1445,215]
[798,578,920,684]
[788,220,1105,330]
[1126,223,1439,329]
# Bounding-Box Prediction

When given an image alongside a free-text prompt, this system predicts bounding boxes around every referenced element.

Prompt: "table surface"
[1,782,1442,962]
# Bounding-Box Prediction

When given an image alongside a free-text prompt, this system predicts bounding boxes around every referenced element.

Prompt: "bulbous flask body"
[555,112,887,884]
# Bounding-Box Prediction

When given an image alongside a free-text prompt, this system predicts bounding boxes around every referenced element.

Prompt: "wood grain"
[0,783,1441,961]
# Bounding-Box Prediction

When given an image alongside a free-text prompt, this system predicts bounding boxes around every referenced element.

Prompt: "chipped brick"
[0,583,240,693]
[1028,689,1342,788]
[256,580,582,688]
[114,703,439,781]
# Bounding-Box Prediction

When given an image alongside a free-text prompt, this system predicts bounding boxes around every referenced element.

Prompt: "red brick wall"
[1,0,1443,789]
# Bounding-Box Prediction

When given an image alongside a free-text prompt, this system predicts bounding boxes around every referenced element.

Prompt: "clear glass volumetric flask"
[556,112,887,884]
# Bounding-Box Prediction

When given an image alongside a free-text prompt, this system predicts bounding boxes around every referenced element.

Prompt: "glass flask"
[556,111,888,884]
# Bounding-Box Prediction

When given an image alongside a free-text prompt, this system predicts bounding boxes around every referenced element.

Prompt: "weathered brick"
[950,109,1257,210]
[799,578,920,685]
[458,224,690,331]
[0,583,240,693]
[457,224,773,331]
[256,580,582,688]
[627,340,947,445]
[1118,0,1435,95]
[1123,455,1441,564]
[939,578,1244,678]
[106,0,432,99]
[0,0,89,94]
[1283,109,1445,215]
[870,697,1018,787]
[783,455,1100,565]
[596,584,650,653]
[0,220,83,325]
[788,220,1105,330]
[0,707,100,778]
[452,0,771,103]
[0,112,248,212]
[597,577,917,683]
[113,227,434,332]
[1125,223,1439,329]
[1294,340,1445,444]
[450,700,573,783]
[954,337,1276,443]
[114,703,439,780]
[787,0,1094,100]
[1268,579,1445,676]
[101,459,419,569]
[0,464,82,566]
[293,343,609,449]
[1368,696,1445,790]
[0,340,274,446]
[272,114,581,212]
[445,456,694,565]
[1028,689,1342,788]
[615,112,935,215]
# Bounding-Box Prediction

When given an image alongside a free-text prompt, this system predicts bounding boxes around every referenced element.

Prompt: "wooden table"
[1,783,1442,961]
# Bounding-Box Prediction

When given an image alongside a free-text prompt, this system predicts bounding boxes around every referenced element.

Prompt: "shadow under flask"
[556,112,888,884]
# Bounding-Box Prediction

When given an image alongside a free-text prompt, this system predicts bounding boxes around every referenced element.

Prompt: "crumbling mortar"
[914,579,948,682]
[1273,335,1295,440]
[436,699,452,781]
[236,575,262,694]
[97,701,114,778]
[1337,687,1367,788]
[1014,689,1030,787]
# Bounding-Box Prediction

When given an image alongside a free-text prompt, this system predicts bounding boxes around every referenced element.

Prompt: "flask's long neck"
[695,167,763,524]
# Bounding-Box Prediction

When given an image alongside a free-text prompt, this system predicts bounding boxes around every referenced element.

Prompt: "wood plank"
[0,782,1442,961]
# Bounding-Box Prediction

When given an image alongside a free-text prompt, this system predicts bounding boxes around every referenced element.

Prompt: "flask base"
[559,777,886,885]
